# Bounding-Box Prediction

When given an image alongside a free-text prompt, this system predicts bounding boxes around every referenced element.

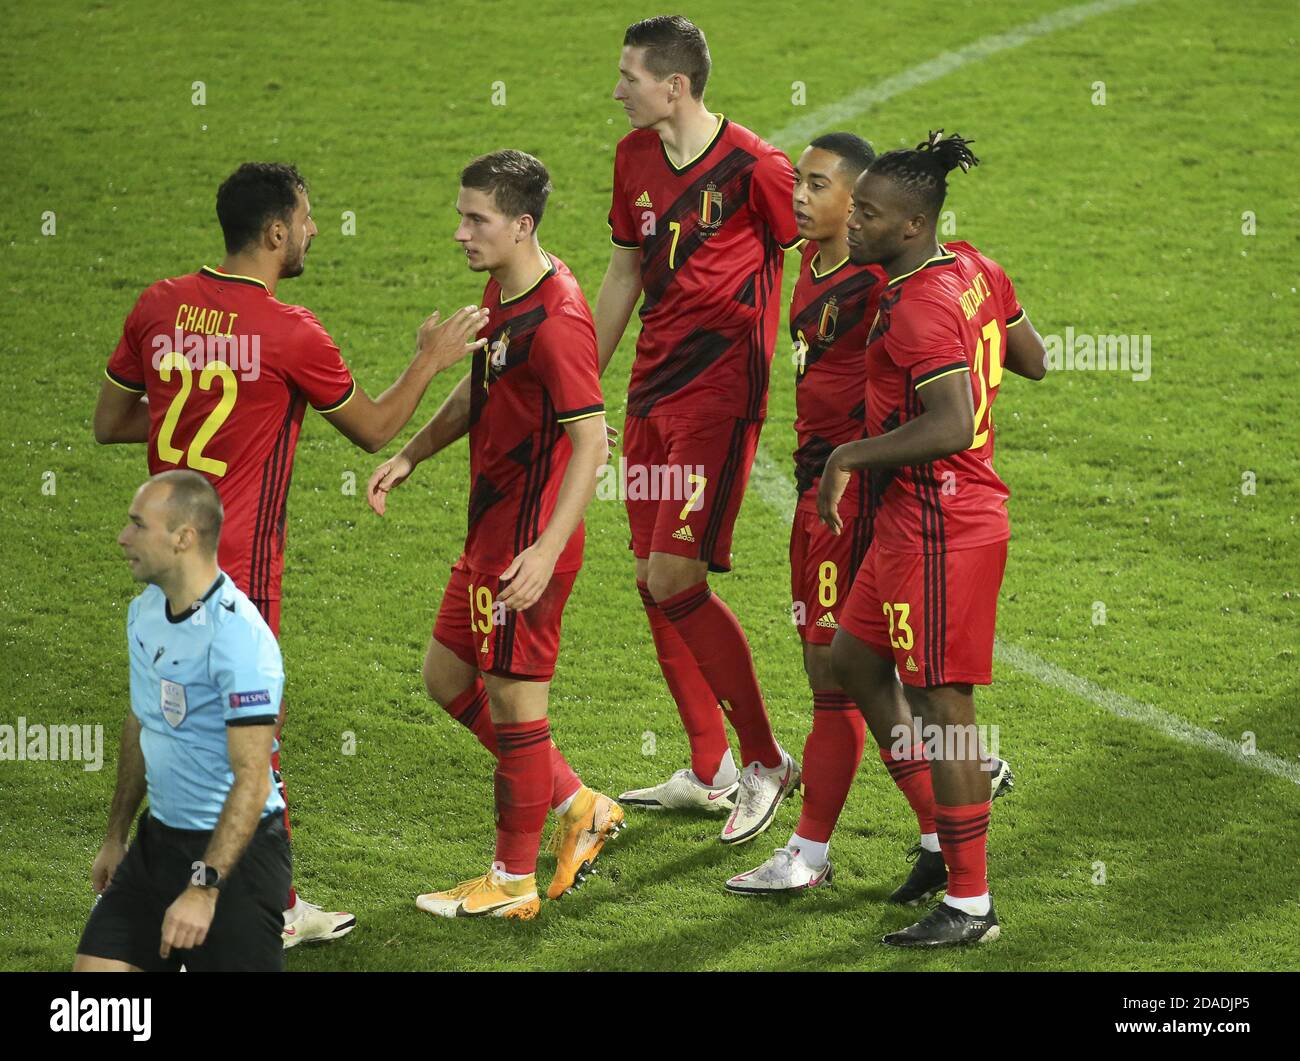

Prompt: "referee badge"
[160,679,188,728]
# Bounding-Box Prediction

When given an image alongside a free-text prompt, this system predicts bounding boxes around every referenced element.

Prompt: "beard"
[281,236,308,279]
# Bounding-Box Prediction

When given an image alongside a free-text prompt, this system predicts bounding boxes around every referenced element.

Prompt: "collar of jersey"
[498,251,556,305]
[885,245,957,289]
[164,573,226,624]
[811,251,851,282]
[660,113,727,174]
[200,265,269,291]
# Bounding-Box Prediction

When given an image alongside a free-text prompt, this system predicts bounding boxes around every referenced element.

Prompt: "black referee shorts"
[77,809,291,972]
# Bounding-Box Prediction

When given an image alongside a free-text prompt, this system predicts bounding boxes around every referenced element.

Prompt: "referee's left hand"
[160,886,218,958]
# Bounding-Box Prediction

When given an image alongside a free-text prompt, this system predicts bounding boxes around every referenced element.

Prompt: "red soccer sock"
[795,692,866,843]
[659,582,781,769]
[271,746,296,909]
[493,719,553,875]
[638,581,730,781]
[445,679,581,810]
[446,680,498,755]
[935,801,991,898]
[879,741,937,835]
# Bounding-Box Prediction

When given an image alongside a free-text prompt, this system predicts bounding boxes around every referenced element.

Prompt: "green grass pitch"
[1,0,1297,971]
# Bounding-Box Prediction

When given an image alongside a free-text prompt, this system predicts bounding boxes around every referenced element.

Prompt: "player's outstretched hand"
[91,838,127,894]
[159,885,217,959]
[367,453,414,516]
[818,451,851,536]
[417,305,490,373]
[497,543,557,612]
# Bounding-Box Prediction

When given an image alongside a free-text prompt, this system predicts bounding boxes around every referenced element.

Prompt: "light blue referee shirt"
[126,571,285,831]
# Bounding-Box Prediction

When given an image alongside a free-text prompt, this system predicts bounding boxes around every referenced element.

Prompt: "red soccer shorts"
[789,506,873,645]
[623,412,762,573]
[839,538,1008,687]
[433,558,578,681]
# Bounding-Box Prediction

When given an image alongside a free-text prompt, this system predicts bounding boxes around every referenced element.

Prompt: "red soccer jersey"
[789,240,886,517]
[608,116,800,420]
[465,253,604,576]
[864,241,1025,553]
[105,266,355,601]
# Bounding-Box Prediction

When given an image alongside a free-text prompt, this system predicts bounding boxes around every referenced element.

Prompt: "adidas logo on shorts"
[905,656,919,673]
[815,613,838,629]
[672,525,695,543]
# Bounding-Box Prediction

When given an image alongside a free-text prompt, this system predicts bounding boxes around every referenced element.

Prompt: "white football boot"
[719,749,801,845]
[725,845,832,895]
[282,896,357,949]
[619,766,739,812]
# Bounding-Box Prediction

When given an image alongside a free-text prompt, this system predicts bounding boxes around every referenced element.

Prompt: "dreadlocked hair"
[868,130,979,217]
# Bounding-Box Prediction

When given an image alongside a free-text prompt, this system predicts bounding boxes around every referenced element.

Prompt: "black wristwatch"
[197,865,224,891]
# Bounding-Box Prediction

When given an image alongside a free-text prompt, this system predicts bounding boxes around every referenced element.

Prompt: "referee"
[76,470,291,971]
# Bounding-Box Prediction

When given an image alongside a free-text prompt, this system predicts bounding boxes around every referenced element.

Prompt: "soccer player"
[367,150,619,919]
[598,15,803,844]
[725,132,890,892]
[819,131,1047,946]
[76,471,290,972]
[91,162,489,946]
[727,133,1016,896]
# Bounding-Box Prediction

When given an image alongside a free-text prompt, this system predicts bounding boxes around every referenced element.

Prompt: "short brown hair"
[460,150,552,229]
[153,470,224,555]
[624,16,711,100]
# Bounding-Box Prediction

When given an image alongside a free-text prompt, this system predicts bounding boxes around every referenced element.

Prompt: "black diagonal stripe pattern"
[700,419,749,562]
[627,327,733,417]
[745,238,783,419]
[513,390,559,561]
[248,397,297,600]
[793,434,834,498]
[639,148,758,312]
[467,474,506,533]
[905,375,947,686]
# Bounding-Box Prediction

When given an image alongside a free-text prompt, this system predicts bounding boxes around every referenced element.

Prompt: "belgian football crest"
[699,183,722,229]
[817,297,839,342]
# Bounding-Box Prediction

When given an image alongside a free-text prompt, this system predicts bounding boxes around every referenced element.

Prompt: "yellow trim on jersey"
[811,252,850,279]
[200,265,269,290]
[607,218,639,249]
[556,408,606,424]
[104,368,146,393]
[1007,310,1027,328]
[499,251,554,305]
[316,380,357,414]
[913,365,968,389]
[786,237,808,253]
[885,245,957,289]
[663,113,725,172]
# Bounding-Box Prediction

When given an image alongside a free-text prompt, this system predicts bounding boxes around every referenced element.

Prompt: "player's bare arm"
[324,305,489,454]
[91,713,146,894]
[92,381,150,445]
[1004,313,1047,380]
[818,371,974,534]
[497,414,609,612]
[593,245,642,376]
[366,371,473,516]
[159,719,275,959]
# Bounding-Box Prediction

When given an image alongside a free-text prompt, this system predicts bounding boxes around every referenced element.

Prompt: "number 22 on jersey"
[155,351,238,477]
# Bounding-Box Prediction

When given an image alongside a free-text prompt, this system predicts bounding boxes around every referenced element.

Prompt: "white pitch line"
[749,0,1300,787]
[766,0,1150,149]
